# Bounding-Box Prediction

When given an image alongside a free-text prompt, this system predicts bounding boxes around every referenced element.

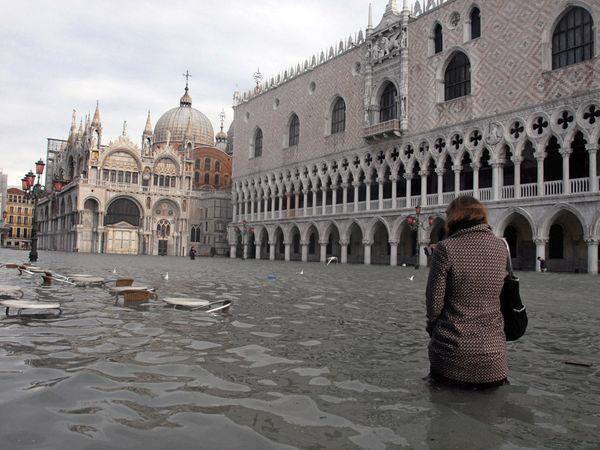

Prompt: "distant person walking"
[537,257,547,272]
[189,246,197,260]
[426,196,509,389]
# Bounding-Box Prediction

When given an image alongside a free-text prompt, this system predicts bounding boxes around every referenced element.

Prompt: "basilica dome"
[154,87,215,146]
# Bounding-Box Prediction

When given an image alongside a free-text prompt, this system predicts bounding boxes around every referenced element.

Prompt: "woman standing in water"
[426,196,509,388]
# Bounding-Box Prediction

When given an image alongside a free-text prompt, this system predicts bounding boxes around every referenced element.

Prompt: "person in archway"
[189,246,197,260]
[426,196,509,389]
[537,257,547,273]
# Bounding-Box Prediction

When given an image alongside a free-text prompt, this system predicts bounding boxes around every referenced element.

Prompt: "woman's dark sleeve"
[425,242,450,336]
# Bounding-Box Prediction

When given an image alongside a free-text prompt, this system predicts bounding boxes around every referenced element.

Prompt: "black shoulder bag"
[500,239,528,341]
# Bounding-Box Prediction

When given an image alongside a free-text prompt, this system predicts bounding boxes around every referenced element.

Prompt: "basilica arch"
[104,197,143,255]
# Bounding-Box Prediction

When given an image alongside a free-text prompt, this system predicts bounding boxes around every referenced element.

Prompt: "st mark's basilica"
[36,81,233,257]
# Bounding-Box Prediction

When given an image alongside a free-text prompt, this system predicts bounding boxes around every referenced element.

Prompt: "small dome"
[154,88,215,146]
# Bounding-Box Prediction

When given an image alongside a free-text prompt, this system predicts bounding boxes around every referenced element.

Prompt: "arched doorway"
[247,230,256,259]
[326,224,342,260]
[501,213,535,270]
[152,200,180,256]
[274,227,285,261]
[82,198,100,253]
[259,228,269,260]
[290,226,301,261]
[347,222,364,264]
[546,210,587,273]
[371,221,390,265]
[306,225,320,262]
[104,198,142,255]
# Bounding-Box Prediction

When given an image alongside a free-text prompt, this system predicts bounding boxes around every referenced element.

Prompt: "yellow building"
[5,188,33,249]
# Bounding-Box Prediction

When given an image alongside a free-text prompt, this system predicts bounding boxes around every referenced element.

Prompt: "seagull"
[112,268,117,274]
[163,272,169,280]
[326,257,339,266]
[409,276,415,281]
[299,270,304,275]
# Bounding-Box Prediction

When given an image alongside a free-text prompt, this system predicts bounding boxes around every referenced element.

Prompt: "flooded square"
[0,249,599,449]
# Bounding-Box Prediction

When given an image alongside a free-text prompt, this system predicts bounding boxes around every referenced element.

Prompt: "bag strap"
[501,238,516,278]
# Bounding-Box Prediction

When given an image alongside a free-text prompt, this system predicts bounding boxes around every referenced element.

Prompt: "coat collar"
[450,223,493,238]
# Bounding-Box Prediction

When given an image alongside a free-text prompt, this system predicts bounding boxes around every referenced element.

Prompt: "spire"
[77,118,83,137]
[386,0,398,13]
[367,3,373,29]
[144,110,153,135]
[402,0,410,11]
[180,70,192,107]
[219,109,226,133]
[84,112,91,131]
[122,120,128,137]
[68,109,77,142]
[92,100,101,127]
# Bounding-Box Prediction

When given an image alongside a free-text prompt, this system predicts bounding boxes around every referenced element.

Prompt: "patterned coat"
[426,224,509,383]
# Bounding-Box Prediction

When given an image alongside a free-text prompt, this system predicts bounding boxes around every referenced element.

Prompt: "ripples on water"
[0,249,598,449]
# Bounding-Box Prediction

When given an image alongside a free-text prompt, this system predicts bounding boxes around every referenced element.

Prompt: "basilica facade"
[37,84,233,257]
[230,0,600,274]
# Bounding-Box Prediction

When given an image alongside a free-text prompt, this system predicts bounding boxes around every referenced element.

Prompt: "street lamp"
[406,205,436,270]
[23,159,46,262]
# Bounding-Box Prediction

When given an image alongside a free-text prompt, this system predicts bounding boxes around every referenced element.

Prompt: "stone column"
[590,147,598,193]
[561,150,571,195]
[340,240,348,264]
[303,190,309,217]
[534,239,547,272]
[342,183,348,213]
[230,244,237,259]
[269,242,276,261]
[365,182,372,211]
[420,171,428,206]
[320,242,327,263]
[271,194,276,220]
[586,238,599,275]
[276,195,282,219]
[353,182,360,212]
[321,187,327,215]
[513,157,522,199]
[255,242,261,260]
[257,195,262,219]
[295,192,300,213]
[536,155,545,197]
[363,241,372,265]
[285,193,291,218]
[250,196,255,222]
[454,167,461,196]
[405,174,412,207]
[301,242,309,262]
[492,163,501,200]
[312,189,318,217]
[284,242,291,262]
[331,186,338,214]
[232,197,237,223]
[472,164,480,199]
[389,240,398,267]
[378,179,384,210]
[436,170,444,205]
[391,177,398,209]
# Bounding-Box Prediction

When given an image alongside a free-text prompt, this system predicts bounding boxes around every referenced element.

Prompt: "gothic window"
[549,224,564,259]
[289,114,300,146]
[434,23,443,54]
[444,52,471,101]
[552,7,594,70]
[379,83,397,122]
[470,7,481,39]
[194,172,200,184]
[214,174,220,186]
[215,161,221,172]
[204,158,211,170]
[194,159,201,169]
[331,97,346,134]
[254,128,263,158]
[204,173,210,185]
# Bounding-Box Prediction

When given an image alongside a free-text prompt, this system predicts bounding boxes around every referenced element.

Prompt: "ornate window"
[552,7,594,69]
[331,98,346,134]
[204,173,210,185]
[254,128,263,158]
[215,161,220,172]
[289,114,300,146]
[379,83,397,122]
[444,52,471,101]
[204,158,211,170]
[214,174,220,186]
[434,23,443,54]
[194,172,200,184]
[470,7,481,39]
[194,159,200,169]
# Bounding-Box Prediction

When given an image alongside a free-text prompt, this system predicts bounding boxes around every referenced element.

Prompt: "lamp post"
[22,159,46,262]
[406,205,436,270]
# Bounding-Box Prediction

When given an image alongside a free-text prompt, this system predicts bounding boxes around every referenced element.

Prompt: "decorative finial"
[122,120,128,137]
[218,109,226,132]
[144,110,153,134]
[386,0,398,13]
[92,101,101,127]
[368,3,373,29]
[253,68,263,88]
[183,70,192,90]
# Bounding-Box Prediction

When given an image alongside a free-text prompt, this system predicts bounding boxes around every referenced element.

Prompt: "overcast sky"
[0,0,397,185]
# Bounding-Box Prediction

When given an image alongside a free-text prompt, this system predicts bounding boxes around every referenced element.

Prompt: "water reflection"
[0,249,598,448]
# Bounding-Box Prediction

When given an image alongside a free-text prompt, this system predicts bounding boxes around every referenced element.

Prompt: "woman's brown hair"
[445,196,489,236]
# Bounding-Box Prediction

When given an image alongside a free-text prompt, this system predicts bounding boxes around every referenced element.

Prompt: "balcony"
[363,119,402,141]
